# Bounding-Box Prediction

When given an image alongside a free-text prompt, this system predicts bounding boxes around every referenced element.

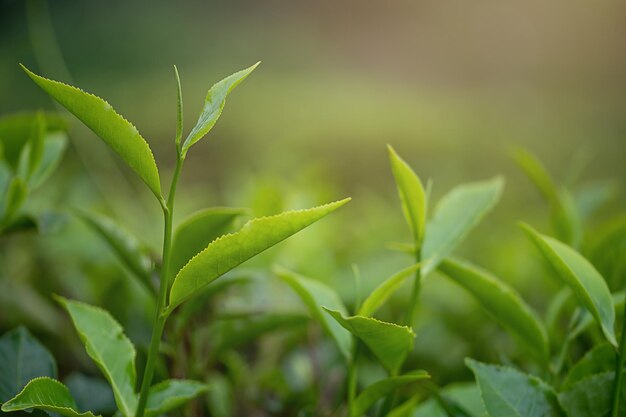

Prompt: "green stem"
[135,155,184,417]
[404,247,422,327]
[611,293,626,417]
[347,343,360,417]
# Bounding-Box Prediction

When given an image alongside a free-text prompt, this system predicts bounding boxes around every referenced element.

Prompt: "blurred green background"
[1,0,626,401]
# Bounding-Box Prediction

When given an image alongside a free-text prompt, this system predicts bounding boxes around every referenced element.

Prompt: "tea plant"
[0,63,349,417]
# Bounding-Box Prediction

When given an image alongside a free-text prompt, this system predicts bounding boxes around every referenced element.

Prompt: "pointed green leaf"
[1,377,98,417]
[0,327,57,401]
[439,258,549,361]
[145,379,209,417]
[168,198,350,309]
[388,145,426,245]
[521,223,616,346]
[168,207,246,281]
[466,359,563,417]
[21,66,162,198]
[29,132,68,189]
[275,266,352,360]
[324,308,415,374]
[351,371,429,417]
[414,383,486,417]
[76,211,154,292]
[173,65,184,148]
[422,177,503,276]
[1,177,27,228]
[558,371,625,417]
[562,343,615,389]
[16,112,46,180]
[358,263,421,317]
[182,62,259,155]
[57,298,137,417]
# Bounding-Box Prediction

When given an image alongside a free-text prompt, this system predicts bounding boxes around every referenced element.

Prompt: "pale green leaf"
[388,397,419,417]
[324,308,415,374]
[56,298,137,417]
[21,66,162,198]
[413,382,486,417]
[466,359,563,417]
[1,377,98,417]
[0,326,57,401]
[421,177,503,276]
[275,266,352,360]
[168,198,350,309]
[168,207,246,281]
[1,177,27,228]
[182,62,259,154]
[29,132,68,189]
[388,145,426,245]
[358,263,420,317]
[351,371,429,417]
[145,379,209,417]
[439,258,549,361]
[173,65,183,148]
[521,223,616,346]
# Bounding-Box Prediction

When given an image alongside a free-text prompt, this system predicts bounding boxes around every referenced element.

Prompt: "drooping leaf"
[75,211,154,291]
[168,199,350,310]
[358,263,421,317]
[388,145,426,246]
[168,207,246,281]
[182,63,259,154]
[521,223,616,346]
[558,371,625,417]
[1,377,98,417]
[0,326,57,401]
[275,266,352,360]
[562,343,615,389]
[21,66,162,198]
[56,298,137,417]
[421,177,504,276]
[466,359,563,417]
[64,373,116,415]
[351,371,429,417]
[145,379,210,417]
[438,258,549,361]
[324,308,415,374]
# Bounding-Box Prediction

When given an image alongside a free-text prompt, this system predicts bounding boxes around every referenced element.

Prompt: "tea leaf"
[388,397,419,417]
[1,177,27,227]
[145,379,210,417]
[182,62,259,155]
[29,132,68,189]
[558,371,625,417]
[173,65,184,148]
[562,343,615,389]
[16,112,46,180]
[413,382,485,417]
[324,308,415,374]
[422,177,503,276]
[168,207,246,281]
[466,359,563,417]
[275,266,352,360]
[0,326,57,401]
[439,258,549,361]
[76,211,154,291]
[388,145,426,246]
[168,199,350,309]
[521,223,616,346]
[1,377,98,417]
[21,66,162,198]
[351,371,429,417]
[358,263,421,317]
[56,298,137,417]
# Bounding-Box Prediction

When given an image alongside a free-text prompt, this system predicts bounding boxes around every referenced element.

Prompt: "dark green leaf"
[145,379,209,417]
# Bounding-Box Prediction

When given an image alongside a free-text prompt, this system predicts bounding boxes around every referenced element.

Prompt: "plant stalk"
[610,293,626,417]
[347,343,360,417]
[135,155,184,417]
[404,246,422,327]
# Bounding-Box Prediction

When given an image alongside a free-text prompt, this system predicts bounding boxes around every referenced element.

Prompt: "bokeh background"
[1,0,626,406]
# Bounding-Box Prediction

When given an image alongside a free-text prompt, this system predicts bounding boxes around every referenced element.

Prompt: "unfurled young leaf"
[56,298,137,417]
[388,145,426,246]
[421,177,504,276]
[1,377,98,417]
[439,258,549,361]
[173,65,184,149]
[16,111,46,180]
[76,211,154,291]
[168,198,350,310]
[168,207,246,281]
[358,263,421,317]
[0,326,57,401]
[466,359,563,417]
[145,379,210,417]
[275,266,352,360]
[1,177,27,227]
[351,371,429,417]
[29,132,68,189]
[324,308,415,374]
[21,66,162,198]
[182,62,260,155]
[521,223,616,347]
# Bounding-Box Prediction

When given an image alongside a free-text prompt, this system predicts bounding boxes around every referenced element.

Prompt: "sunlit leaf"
[521,223,616,346]
[1,377,98,417]
[21,66,162,198]
[168,199,350,310]
[145,379,209,417]
[358,263,420,317]
[351,371,429,417]
[173,65,184,148]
